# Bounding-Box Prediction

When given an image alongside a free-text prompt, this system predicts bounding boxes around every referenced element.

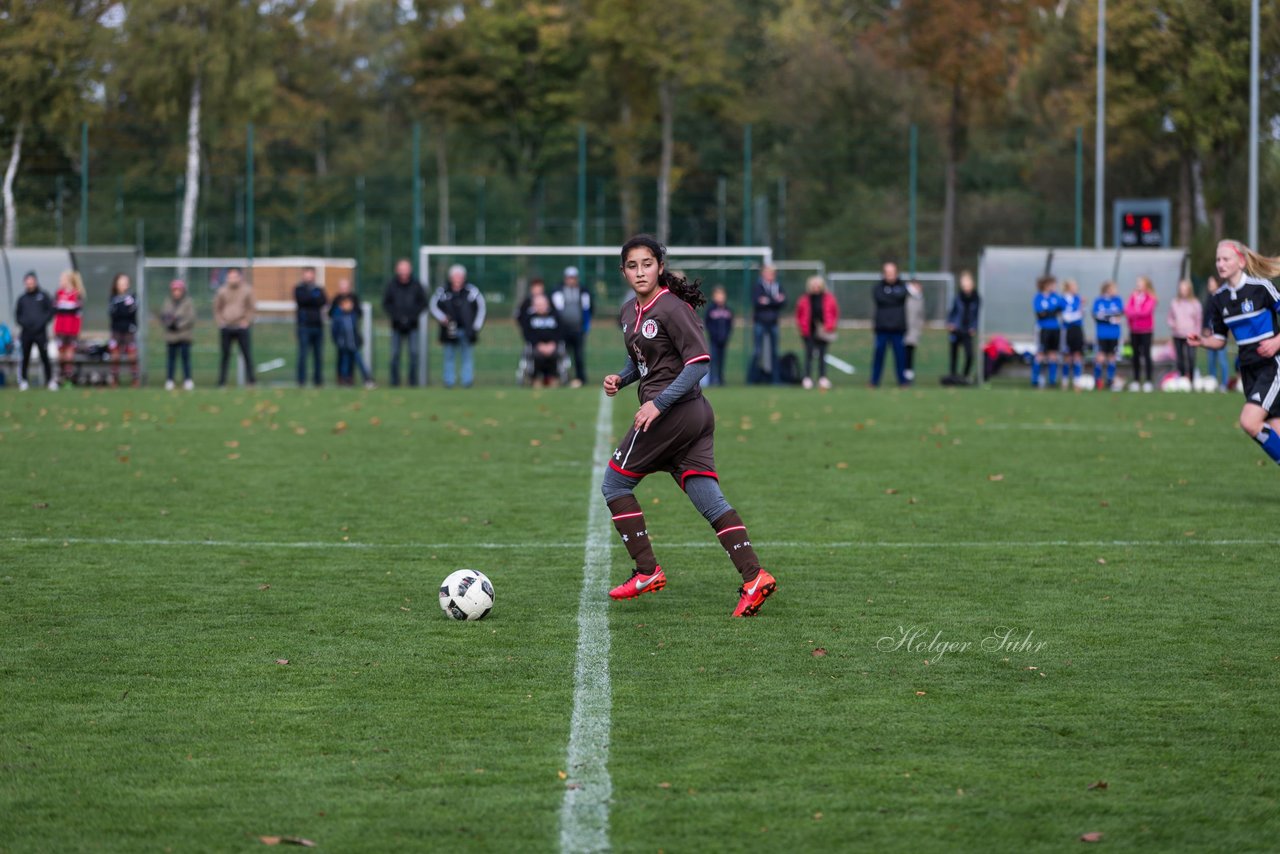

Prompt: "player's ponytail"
[1220,239,1280,279]
[620,234,707,309]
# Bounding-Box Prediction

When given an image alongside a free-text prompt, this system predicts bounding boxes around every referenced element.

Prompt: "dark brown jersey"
[619,288,710,404]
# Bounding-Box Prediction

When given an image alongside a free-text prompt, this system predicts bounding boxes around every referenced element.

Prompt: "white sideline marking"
[8,536,1278,551]
[558,390,614,853]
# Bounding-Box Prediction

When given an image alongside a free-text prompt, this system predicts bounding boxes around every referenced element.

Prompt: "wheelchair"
[517,340,571,387]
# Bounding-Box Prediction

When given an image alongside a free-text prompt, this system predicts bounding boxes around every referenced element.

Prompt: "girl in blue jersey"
[1187,239,1280,465]
[1092,280,1124,390]
[1061,279,1086,386]
[1031,276,1064,388]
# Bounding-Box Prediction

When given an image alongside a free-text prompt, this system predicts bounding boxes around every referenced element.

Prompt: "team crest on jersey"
[641,318,659,339]
[1242,299,1254,313]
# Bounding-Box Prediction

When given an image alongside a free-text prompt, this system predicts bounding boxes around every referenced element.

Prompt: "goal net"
[414,245,775,386]
[142,256,364,385]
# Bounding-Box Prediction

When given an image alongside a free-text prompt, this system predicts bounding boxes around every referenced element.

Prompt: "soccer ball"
[1073,374,1096,391]
[439,569,495,621]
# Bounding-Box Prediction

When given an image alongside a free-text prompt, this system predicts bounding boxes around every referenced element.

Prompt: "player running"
[1187,239,1280,466]
[600,235,777,617]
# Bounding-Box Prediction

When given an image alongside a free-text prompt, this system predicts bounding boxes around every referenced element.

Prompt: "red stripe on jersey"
[679,469,718,489]
[684,354,711,365]
[611,511,645,521]
[716,525,747,537]
[609,460,647,479]
[635,288,670,323]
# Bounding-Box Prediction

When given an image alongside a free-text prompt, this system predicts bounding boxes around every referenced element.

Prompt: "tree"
[0,0,108,246]
[109,0,271,266]
[895,0,1052,271]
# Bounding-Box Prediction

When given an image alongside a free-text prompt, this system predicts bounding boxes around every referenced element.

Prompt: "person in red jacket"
[795,274,839,389]
[1124,275,1158,391]
[52,270,85,384]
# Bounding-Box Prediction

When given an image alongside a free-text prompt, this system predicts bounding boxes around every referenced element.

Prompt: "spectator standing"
[160,278,196,390]
[1031,275,1064,388]
[14,271,55,391]
[1061,279,1086,386]
[1125,275,1158,392]
[704,285,734,387]
[903,280,925,382]
[382,258,428,386]
[1202,275,1230,391]
[871,261,909,387]
[214,268,256,387]
[749,264,786,383]
[429,264,486,389]
[795,275,838,390]
[946,271,980,381]
[294,266,327,387]
[108,273,140,387]
[521,292,565,387]
[52,270,85,384]
[329,278,374,388]
[551,266,592,387]
[1167,279,1203,381]
[1092,280,1125,390]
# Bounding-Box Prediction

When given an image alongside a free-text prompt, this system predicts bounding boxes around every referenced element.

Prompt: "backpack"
[778,352,803,385]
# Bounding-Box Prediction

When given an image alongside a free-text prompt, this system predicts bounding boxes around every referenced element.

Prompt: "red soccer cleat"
[608,567,667,600]
[732,569,777,617]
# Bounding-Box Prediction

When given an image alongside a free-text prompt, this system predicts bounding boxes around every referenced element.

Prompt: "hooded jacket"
[15,287,54,336]
[213,278,256,329]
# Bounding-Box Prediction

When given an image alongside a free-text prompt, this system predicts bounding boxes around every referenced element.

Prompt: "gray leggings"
[601,466,731,523]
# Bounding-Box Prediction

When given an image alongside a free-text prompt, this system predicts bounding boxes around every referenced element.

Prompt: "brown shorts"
[609,395,717,489]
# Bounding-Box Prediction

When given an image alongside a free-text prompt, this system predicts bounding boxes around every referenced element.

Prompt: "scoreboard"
[1113,198,1171,248]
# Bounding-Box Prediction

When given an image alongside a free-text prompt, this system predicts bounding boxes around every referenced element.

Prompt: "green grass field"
[3,380,1278,852]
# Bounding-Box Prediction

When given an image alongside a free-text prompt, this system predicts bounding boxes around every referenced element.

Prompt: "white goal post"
[415,244,774,386]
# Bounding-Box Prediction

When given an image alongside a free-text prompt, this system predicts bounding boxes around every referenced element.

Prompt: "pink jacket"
[1166,298,1203,339]
[1125,291,1157,334]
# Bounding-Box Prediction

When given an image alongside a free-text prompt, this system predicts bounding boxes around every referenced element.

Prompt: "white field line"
[558,390,614,854]
[8,535,1278,551]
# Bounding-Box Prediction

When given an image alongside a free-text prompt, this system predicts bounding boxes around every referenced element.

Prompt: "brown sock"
[711,509,761,582]
[607,495,659,573]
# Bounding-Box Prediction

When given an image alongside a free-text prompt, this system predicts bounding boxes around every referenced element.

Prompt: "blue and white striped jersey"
[1092,295,1124,341]
[1207,275,1280,367]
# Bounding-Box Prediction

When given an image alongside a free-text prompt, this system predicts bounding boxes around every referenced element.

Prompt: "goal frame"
[415,244,774,386]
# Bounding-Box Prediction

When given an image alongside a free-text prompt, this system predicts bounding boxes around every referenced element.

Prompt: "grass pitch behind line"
[2,385,1279,852]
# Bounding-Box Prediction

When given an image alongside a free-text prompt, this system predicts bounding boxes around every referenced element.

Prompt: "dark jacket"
[947,290,981,333]
[382,275,428,333]
[705,304,734,346]
[873,279,909,333]
[109,292,139,335]
[429,282,487,344]
[752,278,786,325]
[329,298,364,350]
[15,289,54,336]
[295,282,328,328]
[522,309,563,347]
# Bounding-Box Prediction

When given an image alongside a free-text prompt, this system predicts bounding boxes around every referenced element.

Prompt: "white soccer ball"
[439,569,495,621]
[1193,375,1218,393]
[1074,374,1096,391]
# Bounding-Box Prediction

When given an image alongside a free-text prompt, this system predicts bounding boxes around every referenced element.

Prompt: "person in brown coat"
[213,268,256,387]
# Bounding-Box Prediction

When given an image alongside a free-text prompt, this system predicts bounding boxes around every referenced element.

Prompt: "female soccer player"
[1188,239,1280,466]
[1092,280,1124,390]
[601,235,777,617]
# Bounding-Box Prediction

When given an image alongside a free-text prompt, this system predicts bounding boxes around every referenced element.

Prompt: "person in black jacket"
[749,264,786,383]
[294,266,327,387]
[521,292,564,386]
[704,285,734,386]
[14,272,56,391]
[946,271,981,381]
[108,272,140,387]
[429,264,486,389]
[871,261,909,387]
[381,258,428,386]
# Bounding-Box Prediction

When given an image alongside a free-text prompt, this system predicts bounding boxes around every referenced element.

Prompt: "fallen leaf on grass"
[227,453,241,460]
[275,659,290,666]
[1079,831,1103,843]
[333,421,348,434]
[33,502,49,509]
[658,782,671,789]
[225,440,240,448]
[884,488,898,495]
[836,462,849,470]
[915,691,927,696]
[1096,558,1107,565]
[987,474,1004,482]
[812,812,823,820]
[812,648,828,657]
[258,584,271,591]
[368,417,382,427]
[557,770,567,780]
[259,837,317,848]
[1087,780,1108,790]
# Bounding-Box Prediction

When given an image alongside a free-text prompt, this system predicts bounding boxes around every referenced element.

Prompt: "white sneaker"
[164,380,175,391]
[364,381,376,390]
[1142,381,1154,393]
[183,379,195,391]
[818,376,832,390]
[801,376,814,390]
[17,379,29,391]
[47,380,58,391]
[1127,381,1140,392]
